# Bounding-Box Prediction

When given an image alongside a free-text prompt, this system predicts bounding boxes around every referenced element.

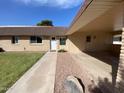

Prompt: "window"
[30,36,42,43]
[12,36,19,44]
[113,34,122,44]
[52,37,56,40]
[60,37,66,45]
[86,36,91,42]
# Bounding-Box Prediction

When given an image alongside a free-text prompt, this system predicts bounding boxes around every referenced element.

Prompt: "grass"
[0,52,44,93]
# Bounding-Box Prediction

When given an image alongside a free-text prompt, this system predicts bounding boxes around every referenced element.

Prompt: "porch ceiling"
[67,0,123,35]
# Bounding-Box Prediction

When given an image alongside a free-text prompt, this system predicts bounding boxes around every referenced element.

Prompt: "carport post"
[115,28,124,93]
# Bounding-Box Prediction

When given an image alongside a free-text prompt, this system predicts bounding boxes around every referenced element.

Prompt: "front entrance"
[50,37,57,51]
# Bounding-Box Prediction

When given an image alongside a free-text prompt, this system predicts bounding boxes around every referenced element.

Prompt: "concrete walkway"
[6,52,57,93]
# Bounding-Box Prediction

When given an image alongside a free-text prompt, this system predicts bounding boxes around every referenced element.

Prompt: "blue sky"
[0,0,84,26]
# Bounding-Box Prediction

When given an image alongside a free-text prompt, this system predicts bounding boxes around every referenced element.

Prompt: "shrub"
[0,48,5,52]
[58,49,67,53]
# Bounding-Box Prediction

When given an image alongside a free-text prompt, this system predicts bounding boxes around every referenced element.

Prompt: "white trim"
[113,41,122,45]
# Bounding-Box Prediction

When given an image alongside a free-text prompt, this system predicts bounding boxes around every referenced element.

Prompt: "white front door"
[51,37,57,50]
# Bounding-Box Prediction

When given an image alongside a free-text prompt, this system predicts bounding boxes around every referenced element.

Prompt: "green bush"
[58,49,67,52]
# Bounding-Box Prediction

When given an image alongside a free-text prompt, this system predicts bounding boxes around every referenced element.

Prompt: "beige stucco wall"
[0,36,50,51]
[66,31,113,53]
[58,45,67,50]
[66,2,124,54]
[0,36,68,51]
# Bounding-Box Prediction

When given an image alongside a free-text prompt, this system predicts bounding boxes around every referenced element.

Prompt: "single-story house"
[0,26,68,51]
[0,0,124,93]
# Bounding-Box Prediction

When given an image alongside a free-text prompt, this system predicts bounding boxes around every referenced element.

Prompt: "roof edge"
[69,0,93,29]
[0,25,67,28]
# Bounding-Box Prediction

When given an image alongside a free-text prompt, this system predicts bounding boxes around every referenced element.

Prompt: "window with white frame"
[12,36,19,44]
[113,34,122,45]
[30,36,42,43]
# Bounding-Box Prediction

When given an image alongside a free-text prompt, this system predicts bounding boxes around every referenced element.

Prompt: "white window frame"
[113,34,122,45]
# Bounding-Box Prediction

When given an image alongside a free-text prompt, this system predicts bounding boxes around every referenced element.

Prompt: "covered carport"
[66,0,124,93]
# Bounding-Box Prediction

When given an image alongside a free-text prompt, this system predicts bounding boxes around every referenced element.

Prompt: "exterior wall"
[0,36,50,51]
[66,31,113,53]
[115,28,124,93]
[0,36,67,51]
[66,32,85,53]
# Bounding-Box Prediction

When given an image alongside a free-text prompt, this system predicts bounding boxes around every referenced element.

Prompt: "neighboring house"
[0,0,124,93]
[0,26,68,51]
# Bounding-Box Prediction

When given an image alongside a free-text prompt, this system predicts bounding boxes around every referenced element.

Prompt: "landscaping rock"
[64,76,84,93]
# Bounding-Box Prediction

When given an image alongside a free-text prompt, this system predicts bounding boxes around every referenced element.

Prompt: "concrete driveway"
[6,52,57,93]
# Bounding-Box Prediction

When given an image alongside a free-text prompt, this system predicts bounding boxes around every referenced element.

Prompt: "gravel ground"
[54,53,102,93]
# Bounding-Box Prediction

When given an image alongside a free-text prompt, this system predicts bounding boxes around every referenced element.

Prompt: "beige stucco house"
[0,26,68,51]
[0,0,124,93]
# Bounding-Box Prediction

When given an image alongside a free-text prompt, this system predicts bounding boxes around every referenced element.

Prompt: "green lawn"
[0,52,44,93]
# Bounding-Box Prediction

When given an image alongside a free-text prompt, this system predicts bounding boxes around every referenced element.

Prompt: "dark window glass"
[60,37,66,45]
[30,36,42,43]
[86,36,91,42]
[12,36,15,44]
[119,37,122,41]
[52,37,55,40]
[12,36,19,44]
[30,36,36,43]
[37,37,42,43]
[113,36,122,41]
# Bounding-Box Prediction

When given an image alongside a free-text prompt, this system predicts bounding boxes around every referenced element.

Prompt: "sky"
[0,0,84,27]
